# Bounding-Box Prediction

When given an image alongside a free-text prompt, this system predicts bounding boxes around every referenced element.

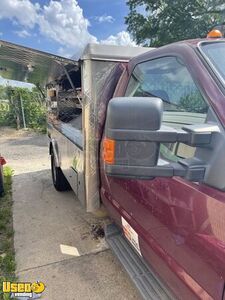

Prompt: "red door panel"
[100,168,225,299]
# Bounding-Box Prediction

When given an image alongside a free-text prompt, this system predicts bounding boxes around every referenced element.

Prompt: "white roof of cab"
[80,43,153,62]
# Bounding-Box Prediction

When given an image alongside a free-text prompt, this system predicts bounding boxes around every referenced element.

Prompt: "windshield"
[201,42,225,82]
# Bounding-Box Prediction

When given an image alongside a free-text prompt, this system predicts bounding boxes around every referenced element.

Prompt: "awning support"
[61,64,82,107]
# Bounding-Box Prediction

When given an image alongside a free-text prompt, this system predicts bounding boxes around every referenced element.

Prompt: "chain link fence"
[0,86,46,132]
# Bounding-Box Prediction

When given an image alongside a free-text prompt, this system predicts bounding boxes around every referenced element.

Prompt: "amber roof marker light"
[207,29,223,38]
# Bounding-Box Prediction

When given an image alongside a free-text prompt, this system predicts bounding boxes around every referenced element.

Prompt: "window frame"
[198,40,225,90]
[124,54,210,162]
[126,54,209,108]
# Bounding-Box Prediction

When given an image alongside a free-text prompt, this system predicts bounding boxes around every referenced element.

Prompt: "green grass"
[0,166,16,300]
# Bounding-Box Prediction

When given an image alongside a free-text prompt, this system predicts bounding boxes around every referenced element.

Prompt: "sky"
[0,0,135,58]
[0,0,136,86]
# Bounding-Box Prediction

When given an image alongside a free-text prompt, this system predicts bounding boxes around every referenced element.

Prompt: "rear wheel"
[51,154,71,192]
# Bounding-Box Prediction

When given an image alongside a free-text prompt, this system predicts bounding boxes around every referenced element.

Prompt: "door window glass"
[125,57,209,162]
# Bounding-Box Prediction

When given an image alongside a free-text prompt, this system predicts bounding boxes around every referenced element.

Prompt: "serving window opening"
[47,64,82,131]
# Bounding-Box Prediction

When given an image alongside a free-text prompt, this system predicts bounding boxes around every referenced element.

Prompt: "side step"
[105,223,174,300]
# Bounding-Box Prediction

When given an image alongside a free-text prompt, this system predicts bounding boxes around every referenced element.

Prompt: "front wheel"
[51,154,71,192]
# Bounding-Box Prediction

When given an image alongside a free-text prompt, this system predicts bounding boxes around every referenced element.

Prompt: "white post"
[20,93,26,129]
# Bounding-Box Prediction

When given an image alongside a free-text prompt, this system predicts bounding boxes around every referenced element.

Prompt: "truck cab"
[101,37,225,299]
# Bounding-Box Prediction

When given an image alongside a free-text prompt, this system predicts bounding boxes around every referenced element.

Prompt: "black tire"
[0,168,4,197]
[51,154,71,192]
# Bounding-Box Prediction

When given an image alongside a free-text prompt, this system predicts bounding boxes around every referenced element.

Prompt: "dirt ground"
[0,128,140,300]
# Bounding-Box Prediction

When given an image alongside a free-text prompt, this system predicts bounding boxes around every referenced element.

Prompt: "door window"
[125,56,209,162]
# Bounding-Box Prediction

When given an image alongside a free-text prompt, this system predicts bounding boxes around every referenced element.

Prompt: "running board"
[105,223,174,300]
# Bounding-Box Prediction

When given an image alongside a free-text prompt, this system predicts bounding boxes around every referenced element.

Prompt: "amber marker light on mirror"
[103,138,115,164]
[207,29,223,38]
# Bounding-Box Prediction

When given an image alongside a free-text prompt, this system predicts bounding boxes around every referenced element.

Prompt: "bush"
[179,91,208,113]
[0,86,46,132]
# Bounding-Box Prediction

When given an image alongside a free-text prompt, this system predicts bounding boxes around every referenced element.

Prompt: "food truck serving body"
[1,32,225,299]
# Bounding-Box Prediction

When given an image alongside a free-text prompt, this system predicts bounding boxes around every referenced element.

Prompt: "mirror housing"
[103,97,219,181]
[104,97,163,179]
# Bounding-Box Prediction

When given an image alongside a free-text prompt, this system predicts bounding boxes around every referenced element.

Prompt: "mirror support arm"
[107,124,220,147]
[106,158,206,181]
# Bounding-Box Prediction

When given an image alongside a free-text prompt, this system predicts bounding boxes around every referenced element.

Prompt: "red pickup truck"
[1,31,225,299]
[100,36,225,300]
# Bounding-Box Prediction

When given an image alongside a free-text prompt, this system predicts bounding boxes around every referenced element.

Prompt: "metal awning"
[0,40,78,87]
[0,40,153,87]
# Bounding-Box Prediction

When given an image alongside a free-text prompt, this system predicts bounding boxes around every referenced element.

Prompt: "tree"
[125,0,225,47]
[179,91,208,113]
[0,86,46,131]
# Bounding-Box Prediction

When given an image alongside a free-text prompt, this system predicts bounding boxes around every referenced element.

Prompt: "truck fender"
[49,139,60,168]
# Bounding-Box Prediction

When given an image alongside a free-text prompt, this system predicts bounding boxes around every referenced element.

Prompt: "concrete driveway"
[0,128,140,300]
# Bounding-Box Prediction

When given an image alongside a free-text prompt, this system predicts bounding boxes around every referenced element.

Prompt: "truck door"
[101,55,225,299]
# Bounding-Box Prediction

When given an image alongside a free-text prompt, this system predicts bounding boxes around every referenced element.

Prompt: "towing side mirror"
[103,97,163,179]
[103,97,219,181]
